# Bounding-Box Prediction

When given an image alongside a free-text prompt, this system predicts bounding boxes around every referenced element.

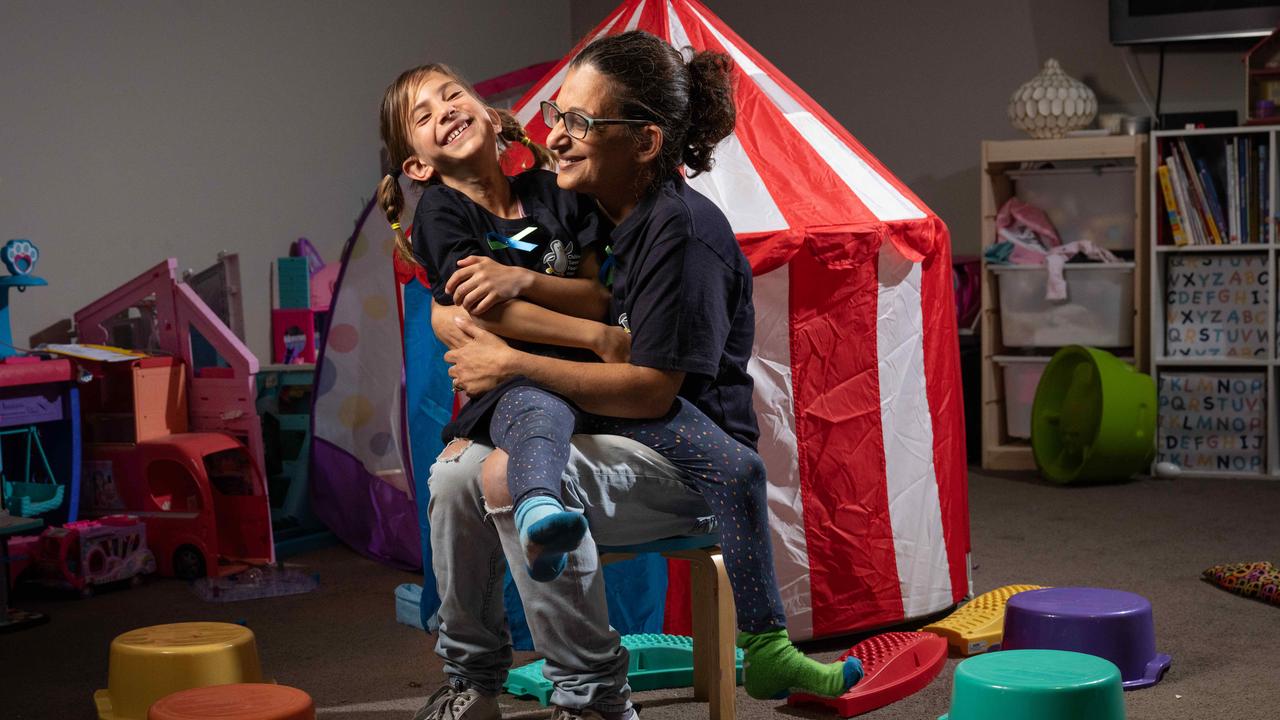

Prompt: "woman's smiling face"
[402,71,499,181]
[546,64,648,213]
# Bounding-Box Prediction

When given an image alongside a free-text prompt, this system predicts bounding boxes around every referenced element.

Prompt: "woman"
[426,31,862,720]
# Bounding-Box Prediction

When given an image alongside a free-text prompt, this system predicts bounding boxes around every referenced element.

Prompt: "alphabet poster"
[1164,253,1269,357]
[1157,372,1266,473]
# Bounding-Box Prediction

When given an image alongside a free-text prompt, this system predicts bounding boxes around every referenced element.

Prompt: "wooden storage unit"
[980,136,1149,471]
[1150,126,1277,479]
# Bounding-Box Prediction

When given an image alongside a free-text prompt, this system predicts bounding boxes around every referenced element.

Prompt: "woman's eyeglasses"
[541,100,649,140]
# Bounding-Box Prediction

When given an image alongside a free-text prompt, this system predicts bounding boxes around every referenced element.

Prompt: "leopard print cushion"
[1202,561,1280,607]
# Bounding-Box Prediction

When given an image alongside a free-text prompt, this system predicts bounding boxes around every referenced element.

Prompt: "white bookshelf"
[1149,126,1277,479]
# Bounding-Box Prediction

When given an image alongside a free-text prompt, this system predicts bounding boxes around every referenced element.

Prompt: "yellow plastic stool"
[95,622,264,720]
[921,584,1046,655]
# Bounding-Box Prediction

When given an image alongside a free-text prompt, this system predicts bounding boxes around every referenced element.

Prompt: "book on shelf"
[1197,158,1230,244]
[1261,144,1270,245]
[1176,140,1224,244]
[1158,134,1270,246]
[1244,135,1254,242]
[1167,153,1207,245]
[1225,139,1239,243]
[1157,165,1188,246]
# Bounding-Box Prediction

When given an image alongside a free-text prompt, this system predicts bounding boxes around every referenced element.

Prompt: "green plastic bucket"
[1030,346,1155,484]
[939,649,1125,720]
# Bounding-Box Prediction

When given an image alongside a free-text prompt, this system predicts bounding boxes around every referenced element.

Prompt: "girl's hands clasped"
[446,256,532,315]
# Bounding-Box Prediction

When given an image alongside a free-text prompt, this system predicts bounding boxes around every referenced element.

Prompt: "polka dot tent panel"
[316,357,338,397]
[327,323,359,353]
[370,431,394,457]
[312,184,412,478]
[363,295,390,320]
[339,394,374,429]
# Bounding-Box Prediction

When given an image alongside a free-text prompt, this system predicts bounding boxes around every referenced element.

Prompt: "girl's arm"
[431,299,629,362]
[445,251,610,320]
[445,318,680,419]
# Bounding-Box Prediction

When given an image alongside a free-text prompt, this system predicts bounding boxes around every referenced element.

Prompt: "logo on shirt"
[618,312,631,334]
[542,239,580,277]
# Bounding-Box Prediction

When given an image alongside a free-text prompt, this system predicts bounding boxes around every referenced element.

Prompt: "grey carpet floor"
[6,469,1279,719]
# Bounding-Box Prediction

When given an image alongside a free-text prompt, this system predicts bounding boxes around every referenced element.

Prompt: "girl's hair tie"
[391,222,401,231]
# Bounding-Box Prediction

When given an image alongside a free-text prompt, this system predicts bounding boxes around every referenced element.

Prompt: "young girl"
[378,61,861,700]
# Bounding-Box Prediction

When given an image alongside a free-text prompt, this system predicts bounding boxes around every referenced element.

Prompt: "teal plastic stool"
[1031,346,1155,484]
[939,649,1125,720]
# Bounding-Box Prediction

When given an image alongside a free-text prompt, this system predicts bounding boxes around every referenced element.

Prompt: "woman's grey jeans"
[427,433,716,712]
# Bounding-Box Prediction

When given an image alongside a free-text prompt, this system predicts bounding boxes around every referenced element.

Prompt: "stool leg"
[688,558,712,701]
[674,549,736,720]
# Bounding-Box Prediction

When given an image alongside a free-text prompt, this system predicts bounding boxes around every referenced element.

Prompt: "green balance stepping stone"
[504,633,744,706]
[940,649,1125,720]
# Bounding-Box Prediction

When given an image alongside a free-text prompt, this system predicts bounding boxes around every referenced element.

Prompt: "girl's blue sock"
[514,496,587,582]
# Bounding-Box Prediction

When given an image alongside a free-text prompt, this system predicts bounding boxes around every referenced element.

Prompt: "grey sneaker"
[412,684,500,720]
[549,706,638,720]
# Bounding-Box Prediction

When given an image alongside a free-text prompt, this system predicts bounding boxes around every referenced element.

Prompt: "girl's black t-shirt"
[412,169,606,442]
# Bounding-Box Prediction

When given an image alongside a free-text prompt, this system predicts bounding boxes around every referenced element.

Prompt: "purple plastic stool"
[1002,587,1171,690]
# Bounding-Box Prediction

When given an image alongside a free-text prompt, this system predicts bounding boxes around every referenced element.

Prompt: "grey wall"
[3,1,571,359]
[6,1,1256,361]
[572,0,1252,256]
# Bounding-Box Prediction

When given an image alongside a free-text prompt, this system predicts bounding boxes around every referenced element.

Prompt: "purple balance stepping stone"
[1002,587,1171,690]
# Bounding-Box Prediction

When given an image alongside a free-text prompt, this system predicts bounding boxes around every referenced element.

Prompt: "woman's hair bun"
[683,50,735,175]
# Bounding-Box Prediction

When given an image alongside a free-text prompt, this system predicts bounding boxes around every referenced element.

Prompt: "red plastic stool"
[788,632,948,717]
[148,684,314,720]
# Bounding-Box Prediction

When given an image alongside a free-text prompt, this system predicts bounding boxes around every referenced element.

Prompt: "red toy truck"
[78,355,272,579]
[86,434,271,579]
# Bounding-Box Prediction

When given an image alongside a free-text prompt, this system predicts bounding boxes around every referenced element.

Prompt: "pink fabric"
[996,198,1061,244]
[996,198,1061,265]
[1044,241,1121,301]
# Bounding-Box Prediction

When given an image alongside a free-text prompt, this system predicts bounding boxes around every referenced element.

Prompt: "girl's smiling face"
[401,71,501,182]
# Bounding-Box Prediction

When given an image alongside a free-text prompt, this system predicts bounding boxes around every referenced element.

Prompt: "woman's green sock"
[738,628,864,700]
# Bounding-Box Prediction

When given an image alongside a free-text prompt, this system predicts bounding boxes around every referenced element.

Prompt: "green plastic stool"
[939,649,1125,720]
[1031,346,1155,484]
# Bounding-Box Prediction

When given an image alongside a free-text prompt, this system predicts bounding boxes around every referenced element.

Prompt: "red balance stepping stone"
[788,632,947,717]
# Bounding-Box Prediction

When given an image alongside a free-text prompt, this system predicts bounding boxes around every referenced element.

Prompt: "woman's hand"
[594,324,631,364]
[446,256,533,315]
[444,316,516,396]
[430,303,471,350]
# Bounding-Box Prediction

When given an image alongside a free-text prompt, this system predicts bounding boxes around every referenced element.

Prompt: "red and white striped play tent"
[507,0,970,640]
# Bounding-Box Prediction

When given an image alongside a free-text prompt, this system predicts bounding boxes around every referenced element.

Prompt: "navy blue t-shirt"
[608,176,759,450]
[412,169,606,442]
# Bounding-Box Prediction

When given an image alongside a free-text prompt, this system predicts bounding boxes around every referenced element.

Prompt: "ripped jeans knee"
[481,450,513,515]
[438,438,473,463]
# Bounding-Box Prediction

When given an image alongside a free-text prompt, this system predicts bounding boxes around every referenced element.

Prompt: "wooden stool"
[149,684,313,720]
[601,535,735,720]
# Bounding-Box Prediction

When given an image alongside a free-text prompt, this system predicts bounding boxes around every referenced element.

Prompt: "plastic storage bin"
[992,264,1134,348]
[994,356,1051,439]
[1009,166,1135,250]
